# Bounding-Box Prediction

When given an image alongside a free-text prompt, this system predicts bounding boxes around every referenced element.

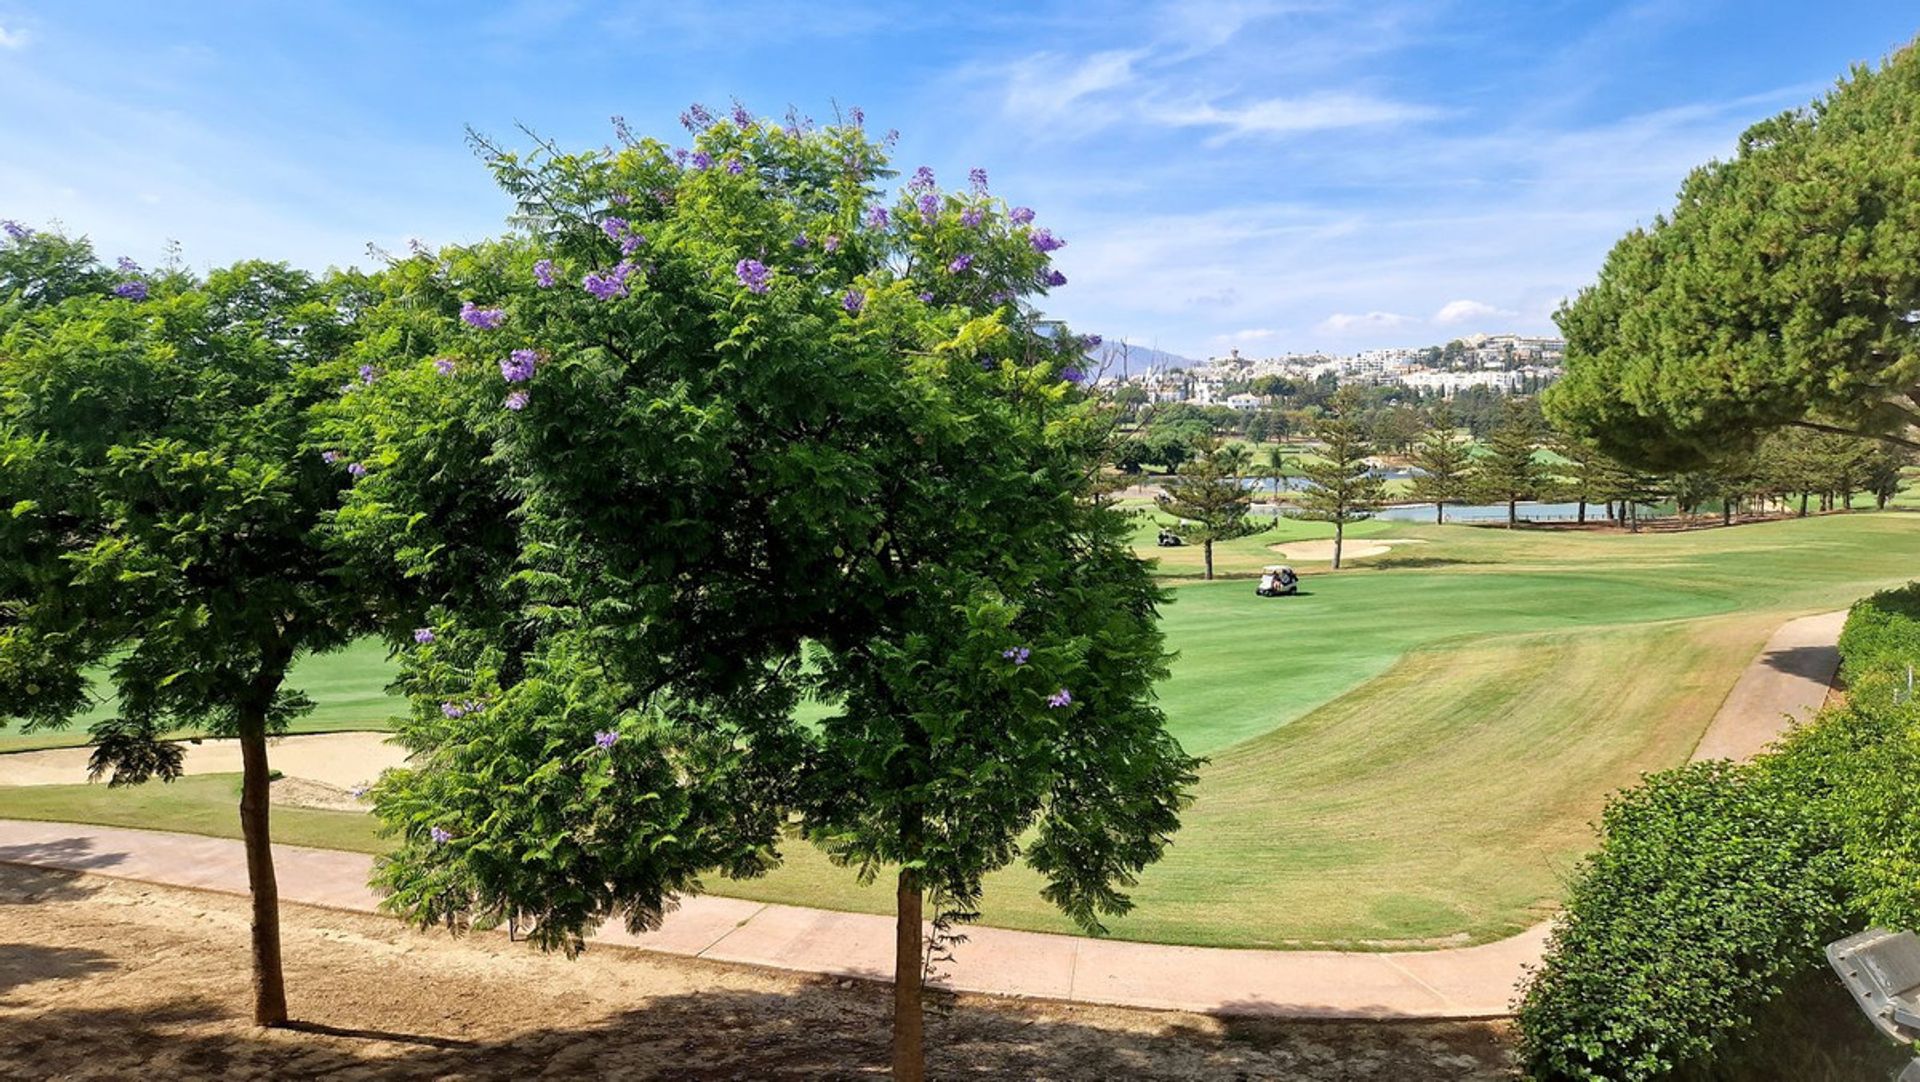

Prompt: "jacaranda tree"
[328,105,1198,1080]
[0,231,372,1025]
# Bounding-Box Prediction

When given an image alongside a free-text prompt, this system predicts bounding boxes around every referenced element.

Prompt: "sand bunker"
[0,730,408,791]
[1266,538,1428,562]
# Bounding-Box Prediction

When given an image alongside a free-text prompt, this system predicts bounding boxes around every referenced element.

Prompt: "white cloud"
[0,25,28,49]
[999,49,1144,125]
[1433,299,1513,325]
[1214,327,1279,345]
[1317,311,1415,334]
[1152,92,1442,141]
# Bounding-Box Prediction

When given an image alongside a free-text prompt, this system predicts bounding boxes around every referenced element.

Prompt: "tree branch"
[1785,419,1920,451]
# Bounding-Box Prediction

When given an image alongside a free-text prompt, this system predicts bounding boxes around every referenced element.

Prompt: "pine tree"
[1289,391,1387,568]
[1408,399,1474,524]
[1475,397,1546,528]
[1155,441,1268,579]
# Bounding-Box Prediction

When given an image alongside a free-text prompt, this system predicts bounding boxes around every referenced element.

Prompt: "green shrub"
[1517,592,1920,1080]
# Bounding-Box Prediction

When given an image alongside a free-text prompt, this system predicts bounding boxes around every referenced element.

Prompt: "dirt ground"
[0,863,1518,1081]
[0,731,407,791]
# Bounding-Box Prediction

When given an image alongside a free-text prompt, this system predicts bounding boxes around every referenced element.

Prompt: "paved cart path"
[0,610,1845,1019]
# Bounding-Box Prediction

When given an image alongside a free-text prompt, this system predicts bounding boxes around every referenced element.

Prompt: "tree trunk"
[1202,539,1214,580]
[1434,501,1444,525]
[237,709,288,1026]
[1332,521,1344,569]
[1722,502,1732,527]
[1577,499,1587,525]
[892,869,925,1082]
[1798,492,1809,517]
[1506,497,1517,529]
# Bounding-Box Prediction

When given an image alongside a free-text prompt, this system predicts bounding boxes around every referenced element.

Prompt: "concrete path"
[1688,609,1845,762]
[0,610,1845,1020]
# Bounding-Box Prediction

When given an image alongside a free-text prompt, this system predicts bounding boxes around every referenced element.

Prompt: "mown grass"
[5,513,1920,946]
[0,772,384,853]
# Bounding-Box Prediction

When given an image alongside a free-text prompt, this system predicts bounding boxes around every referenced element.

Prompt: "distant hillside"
[1086,340,1197,375]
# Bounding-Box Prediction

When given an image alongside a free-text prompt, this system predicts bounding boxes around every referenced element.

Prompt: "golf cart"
[1257,564,1299,597]
[1156,528,1185,547]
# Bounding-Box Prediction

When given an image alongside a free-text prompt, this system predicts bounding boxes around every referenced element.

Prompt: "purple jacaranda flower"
[429,826,452,845]
[612,114,634,144]
[504,390,530,411]
[460,302,506,329]
[792,232,809,249]
[594,729,620,751]
[1,220,31,241]
[842,289,866,314]
[1044,269,1068,288]
[1047,688,1073,709]
[349,784,368,799]
[917,194,940,223]
[1083,334,1103,348]
[948,254,973,274]
[1062,366,1086,385]
[1029,229,1065,253]
[621,233,645,256]
[500,349,538,383]
[320,450,341,464]
[347,462,368,479]
[113,280,149,301]
[1009,206,1036,225]
[691,151,713,171]
[731,101,753,129]
[414,627,436,644]
[440,701,466,719]
[918,291,935,303]
[908,166,936,192]
[533,258,556,288]
[865,207,889,229]
[1002,647,1030,665]
[735,259,771,294]
[823,234,841,253]
[408,237,430,257]
[968,167,989,193]
[611,191,632,205]
[359,364,378,385]
[961,207,984,228]
[848,105,865,128]
[673,147,689,166]
[583,260,638,300]
[600,217,629,243]
[989,290,1012,304]
[116,256,141,274]
[681,103,714,130]
[726,158,744,175]
[434,357,457,376]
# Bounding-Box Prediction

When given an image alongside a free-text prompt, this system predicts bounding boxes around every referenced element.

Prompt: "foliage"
[1155,441,1268,579]
[1546,40,1920,469]
[328,105,1197,1074]
[1517,584,1920,1081]
[1288,390,1384,567]
[1406,400,1474,523]
[1475,397,1546,526]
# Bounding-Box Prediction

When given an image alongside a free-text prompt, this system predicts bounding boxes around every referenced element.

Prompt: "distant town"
[1095,332,1565,407]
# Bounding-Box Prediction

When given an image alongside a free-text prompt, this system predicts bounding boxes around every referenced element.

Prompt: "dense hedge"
[1516,586,1920,1081]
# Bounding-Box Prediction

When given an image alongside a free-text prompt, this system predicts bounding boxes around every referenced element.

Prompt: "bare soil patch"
[0,731,405,791]
[0,864,1517,1080]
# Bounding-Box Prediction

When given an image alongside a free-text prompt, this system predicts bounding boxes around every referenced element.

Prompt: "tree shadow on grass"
[0,985,1521,1081]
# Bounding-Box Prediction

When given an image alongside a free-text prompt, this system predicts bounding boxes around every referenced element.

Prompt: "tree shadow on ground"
[0,986,1520,1081]
[0,942,116,997]
[1366,556,1496,571]
[0,860,106,906]
[1758,643,1840,682]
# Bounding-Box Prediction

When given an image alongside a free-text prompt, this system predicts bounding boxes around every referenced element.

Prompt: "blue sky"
[0,2,1914,358]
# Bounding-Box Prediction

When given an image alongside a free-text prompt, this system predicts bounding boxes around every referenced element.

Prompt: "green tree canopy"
[1474,397,1547,528]
[1547,40,1920,470]
[1407,399,1474,524]
[1155,439,1268,579]
[331,107,1197,1081]
[0,246,371,1025]
[1288,389,1385,568]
